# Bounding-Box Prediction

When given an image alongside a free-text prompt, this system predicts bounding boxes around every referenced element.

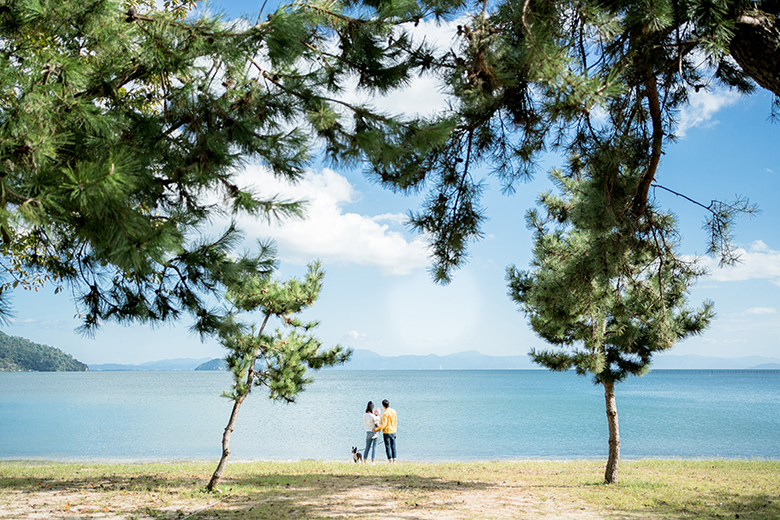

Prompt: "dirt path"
[286,481,608,519]
[0,473,612,519]
[5,459,776,520]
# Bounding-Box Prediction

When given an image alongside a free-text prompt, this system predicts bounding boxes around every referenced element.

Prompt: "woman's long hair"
[365,401,374,414]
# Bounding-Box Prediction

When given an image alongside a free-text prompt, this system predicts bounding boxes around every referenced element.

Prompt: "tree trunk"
[730,8,780,98]
[206,315,269,492]
[602,380,620,484]
[206,393,247,492]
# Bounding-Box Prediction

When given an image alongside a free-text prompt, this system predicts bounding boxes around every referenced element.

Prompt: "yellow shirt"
[376,407,397,434]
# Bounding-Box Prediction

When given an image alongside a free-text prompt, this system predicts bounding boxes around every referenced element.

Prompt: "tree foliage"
[207,258,350,492]
[0,0,459,333]
[506,168,714,482]
[509,170,715,377]
[364,0,768,281]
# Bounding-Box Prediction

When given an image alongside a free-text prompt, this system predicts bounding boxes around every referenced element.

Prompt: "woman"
[363,401,380,464]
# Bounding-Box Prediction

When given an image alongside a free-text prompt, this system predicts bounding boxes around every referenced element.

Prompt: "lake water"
[0,370,778,462]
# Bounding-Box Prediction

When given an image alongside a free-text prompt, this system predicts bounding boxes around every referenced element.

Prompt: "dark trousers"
[383,433,397,460]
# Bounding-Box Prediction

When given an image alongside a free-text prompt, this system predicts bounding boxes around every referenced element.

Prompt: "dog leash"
[359,437,385,457]
[358,435,385,456]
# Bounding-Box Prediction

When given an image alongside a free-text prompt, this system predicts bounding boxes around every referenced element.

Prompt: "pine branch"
[632,74,664,218]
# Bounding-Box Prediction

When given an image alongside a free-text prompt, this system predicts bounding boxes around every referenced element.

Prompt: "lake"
[0,370,778,462]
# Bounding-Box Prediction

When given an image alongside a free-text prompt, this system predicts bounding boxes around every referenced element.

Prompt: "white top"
[363,412,379,432]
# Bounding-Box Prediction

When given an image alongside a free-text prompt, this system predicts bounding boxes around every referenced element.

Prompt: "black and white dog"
[351,447,363,463]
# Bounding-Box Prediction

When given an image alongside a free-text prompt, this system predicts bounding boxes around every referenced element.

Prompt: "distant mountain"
[651,354,780,370]
[329,350,780,371]
[89,358,213,371]
[0,331,88,372]
[329,349,537,370]
[88,351,780,372]
[190,351,536,371]
[194,358,227,371]
[750,363,780,370]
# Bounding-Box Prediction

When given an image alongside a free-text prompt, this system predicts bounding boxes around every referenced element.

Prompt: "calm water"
[0,370,778,462]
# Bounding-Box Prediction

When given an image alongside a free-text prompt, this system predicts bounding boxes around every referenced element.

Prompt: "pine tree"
[507,168,714,483]
[0,0,457,333]
[354,0,767,482]
[206,258,350,492]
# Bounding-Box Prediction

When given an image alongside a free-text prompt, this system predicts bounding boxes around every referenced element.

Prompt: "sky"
[2,1,779,365]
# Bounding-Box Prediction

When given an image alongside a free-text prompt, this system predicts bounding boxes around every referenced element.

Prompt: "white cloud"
[366,74,449,118]
[235,165,430,275]
[341,18,461,118]
[344,330,368,341]
[697,241,780,284]
[744,307,777,315]
[677,87,741,137]
[371,213,407,226]
[7,317,67,330]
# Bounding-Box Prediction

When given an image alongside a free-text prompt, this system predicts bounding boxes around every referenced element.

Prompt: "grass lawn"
[0,459,778,519]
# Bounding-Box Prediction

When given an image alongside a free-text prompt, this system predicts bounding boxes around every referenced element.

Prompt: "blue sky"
[3,1,779,365]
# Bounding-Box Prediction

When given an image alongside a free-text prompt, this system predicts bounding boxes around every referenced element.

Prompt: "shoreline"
[2,454,778,464]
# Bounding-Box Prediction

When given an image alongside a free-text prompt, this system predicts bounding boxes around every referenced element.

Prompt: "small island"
[0,331,88,372]
[194,358,227,371]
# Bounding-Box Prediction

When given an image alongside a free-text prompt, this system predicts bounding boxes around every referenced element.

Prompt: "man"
[373,399,397,463]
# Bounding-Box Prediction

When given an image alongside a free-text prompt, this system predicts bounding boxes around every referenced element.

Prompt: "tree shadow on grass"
[208,471,493,520]
[0,473,202,493]
[616,489,780,520]
[0,472,210,519]
[0,470,493,520]
[561,476,780,520]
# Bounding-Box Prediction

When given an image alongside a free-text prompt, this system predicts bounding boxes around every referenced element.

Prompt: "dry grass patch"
[0,459,777,519]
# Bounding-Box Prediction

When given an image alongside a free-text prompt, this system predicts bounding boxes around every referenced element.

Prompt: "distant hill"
[89,351,780,372]
[190,351,538,372]
[0,331,88,372]
[191,350,780,371]
[651,354,780,370]
[331,350,780,371]
[194,358,227,371]
[89,358,212,371]
[329,349,537,370]
[750,363,780,370]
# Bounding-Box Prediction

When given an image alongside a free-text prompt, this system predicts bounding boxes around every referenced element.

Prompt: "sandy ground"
[10,458,774,520]
[0,470,617,520]
[286,480,609,520]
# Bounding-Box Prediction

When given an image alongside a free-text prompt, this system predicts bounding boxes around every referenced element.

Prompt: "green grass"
[0,459,778,519]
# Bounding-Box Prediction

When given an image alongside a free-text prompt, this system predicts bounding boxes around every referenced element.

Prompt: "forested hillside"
[0,331,88,371]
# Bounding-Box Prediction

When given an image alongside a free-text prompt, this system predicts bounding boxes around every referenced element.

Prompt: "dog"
[352,446,363,463]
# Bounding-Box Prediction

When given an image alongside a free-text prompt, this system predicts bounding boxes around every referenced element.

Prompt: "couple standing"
[362,399,397,464]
